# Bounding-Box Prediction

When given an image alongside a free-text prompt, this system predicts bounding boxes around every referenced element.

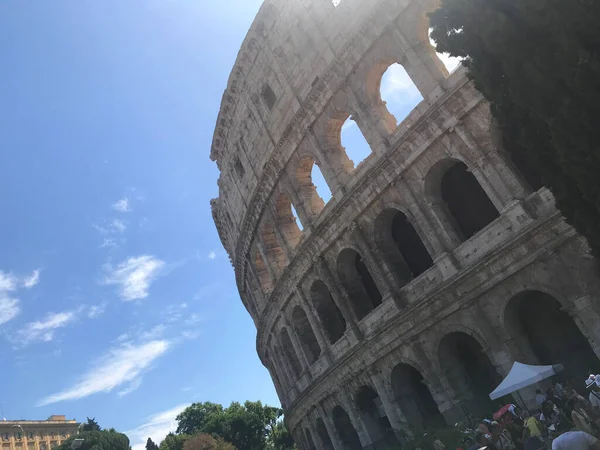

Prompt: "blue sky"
[0,1,457,448]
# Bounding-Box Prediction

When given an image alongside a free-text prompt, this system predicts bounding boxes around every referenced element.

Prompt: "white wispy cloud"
[110,219,127,233]
[117,377,142,397]
[23,269,41,289]
[127,404,189,450]
[207,251,217,260]
[113,198,131,213]
[94,219,127,235]
[87,302,107,319]
[0,271,20,325]
[104,255,166,301]
[17,311,77,345]
[38,340,170,406]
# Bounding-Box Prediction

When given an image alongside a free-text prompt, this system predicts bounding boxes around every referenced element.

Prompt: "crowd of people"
[452,374,600,450]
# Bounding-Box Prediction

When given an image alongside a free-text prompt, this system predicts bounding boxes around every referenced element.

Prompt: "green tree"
[159,433,188,450]
[146,438,160,450]
[429,0,600,258]
[182,434,235,450]
[82,418,102,432]
[57,430,129,450]
[176,403,224,436]
[268,421,295,450]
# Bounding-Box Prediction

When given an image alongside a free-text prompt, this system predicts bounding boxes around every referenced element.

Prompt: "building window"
[2,434,9,441]
[15,433,22,440]
[27,433,34,440]
[40,443,47,450]
[261,84,277,111]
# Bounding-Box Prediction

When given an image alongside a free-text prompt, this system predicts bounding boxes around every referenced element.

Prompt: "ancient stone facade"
[210,0,600,448]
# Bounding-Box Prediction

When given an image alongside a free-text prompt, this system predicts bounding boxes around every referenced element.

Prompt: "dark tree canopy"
[146,438,160,450]
[82,417,102,432]
[429,0,600,258]
[57,430,129,450]
[159,433,188,450]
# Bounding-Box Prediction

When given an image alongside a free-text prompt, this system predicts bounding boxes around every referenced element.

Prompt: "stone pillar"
[316,403,345,450]
[255,239,280,280]
[283,317,312,374]
[471,305,514,377]
[568,296,600,359]
[296,288,333,364]
[280,172,314,232]
[370,369,412,441]
[264,205,293,258]
[337,392,373,449]
[315,256,364,341]
[307,132,349,195]
[345,90,388,157]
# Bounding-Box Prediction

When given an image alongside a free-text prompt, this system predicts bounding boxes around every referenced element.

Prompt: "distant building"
[0,416,79,450]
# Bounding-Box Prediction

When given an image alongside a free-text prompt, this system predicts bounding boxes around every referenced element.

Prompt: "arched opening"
[304,428,316,450]
[292,306,322,365]
[375,209,433,287]
[332,406,362,450]
[337,249,383,320]
[339,115,373,169]
[261,221,289,271]
[391,363,444,431]
[428,28,462,74]
[379,63,423,128]
[275,193,303,248]
[439,332,501,417]
[316,418,334,450]
[280,328,302,380]
[291,204,304,231]
[254,252,272,293]
[355,386,399,447]
[310,281,346,344]
[439,161,500,240]
[505,291,600,389]
[297,156,333,216]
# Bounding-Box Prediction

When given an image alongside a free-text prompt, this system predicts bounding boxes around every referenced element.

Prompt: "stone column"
[370,369,412,441]
[471,305,514,377]
[307,132,349,195]
[264,205,293,258]
[315,256,364,341]
[316,403,345,450]
[280,172,314,231]
[283,317,312,374]
[296,288,333,364]
[337,390,373,448]
[256,239,280,279]
[568,296,600,359]
[345,90,389,156]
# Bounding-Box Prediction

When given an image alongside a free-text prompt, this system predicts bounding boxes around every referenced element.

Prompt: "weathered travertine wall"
[210,0,600,448]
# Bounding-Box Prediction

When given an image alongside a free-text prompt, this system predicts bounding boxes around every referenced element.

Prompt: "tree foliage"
[57,430,129,450]
[182,434,235,450]
[82,418,102,432]
[146,438,159,450]
[159,433,188,450]
[173,401,293,450]
[429,0,600,257]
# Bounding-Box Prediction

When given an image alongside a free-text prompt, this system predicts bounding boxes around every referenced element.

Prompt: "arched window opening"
[261,221,289,271]
[428,28,462,74]
[310,281,346,344]
[337,249,383,320]
[355,386,399,447]
[254,252,272,293]
[292,306,322,365]
[332,406,362,450]
[379,63,423,128]
[297,157,332,217]
[304,429,316,450]
[291,204,303,231]
[340,116,373,169]
[280,328,303,380]
[316,419,334,450]
[440,161,500,240]
[439,332,500,417]
[275,193,303,249]
[505,291,600,391]
[391,364,444,431]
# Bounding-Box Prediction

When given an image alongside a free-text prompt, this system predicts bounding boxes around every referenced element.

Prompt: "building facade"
[210,0,600,449]
[0,416,79,450]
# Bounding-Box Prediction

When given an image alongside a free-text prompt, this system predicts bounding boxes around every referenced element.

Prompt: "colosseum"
[210,0,600,448]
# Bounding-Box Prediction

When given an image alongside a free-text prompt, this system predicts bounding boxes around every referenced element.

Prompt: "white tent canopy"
[489,362,564,400]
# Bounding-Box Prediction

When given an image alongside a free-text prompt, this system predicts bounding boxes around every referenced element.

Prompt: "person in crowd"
[539,401,561,427]
[490,421,516,450]
[552,430,600,449]
[433,436,446,450]
[587,375,600,413]
[570,397,599,437]
[521,410,545,450]
[474,429,493,449]
[555,381,564,400]
[535,389,547,407]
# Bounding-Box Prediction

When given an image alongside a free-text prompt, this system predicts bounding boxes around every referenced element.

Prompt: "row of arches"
[296,291,599,449]
[255,158,512,298]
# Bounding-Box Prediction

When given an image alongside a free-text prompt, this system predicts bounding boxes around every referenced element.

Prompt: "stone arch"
[504,290,600,387]
[315,418,334,450]
[355,385,399,446]
[261,221,289,271]
[329,111,373,172]
[274,192,303,249]
[310,280,347,344]
[391,363,444,431]
[296,155,332,216]
[304,428,316,450]
[280,327,302,380]
[254,251,273,293]
[438,331,501,417]
[425,158,500,241]
[337,248,383,320]
[332,406,362,450]
[292,305,322,365]
[374,208,433,286]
